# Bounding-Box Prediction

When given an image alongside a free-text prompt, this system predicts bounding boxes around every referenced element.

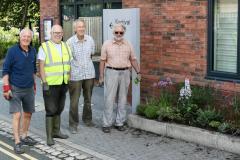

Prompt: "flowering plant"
[179,78,192,100]
[153,77,173,88]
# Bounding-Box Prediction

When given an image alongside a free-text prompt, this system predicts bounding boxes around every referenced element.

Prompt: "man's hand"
[3,85,12,100]
[42,82,49,91]
[137,73,141,82]
[42,82,51,96]
[98,75,104,86]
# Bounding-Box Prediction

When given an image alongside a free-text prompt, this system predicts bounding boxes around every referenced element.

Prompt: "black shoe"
[14,143,24,154]
[114,125,126,131]
[84,121,95,127]
[102,127,110,133]
[21,136,37,146]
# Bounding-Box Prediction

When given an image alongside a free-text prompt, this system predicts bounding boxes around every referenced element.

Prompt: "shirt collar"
[112,39,126,45]
[18,44,30,53]
[74,35,87,43]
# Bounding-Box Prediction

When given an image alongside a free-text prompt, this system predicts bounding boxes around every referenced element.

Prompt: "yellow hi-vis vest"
[41,41,71,85]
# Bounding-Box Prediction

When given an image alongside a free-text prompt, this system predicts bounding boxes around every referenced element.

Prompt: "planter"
[127,114,240,155]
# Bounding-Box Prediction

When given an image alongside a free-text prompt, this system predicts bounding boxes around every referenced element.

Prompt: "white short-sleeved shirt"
[37,41,62,61]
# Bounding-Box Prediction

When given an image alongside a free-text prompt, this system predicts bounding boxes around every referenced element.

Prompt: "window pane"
[104,2,122,9]
[214,0,238,73]
[78,3,103,17]
[61,5,75,41]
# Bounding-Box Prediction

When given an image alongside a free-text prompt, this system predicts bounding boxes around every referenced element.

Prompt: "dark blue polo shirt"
[2,44,37,88]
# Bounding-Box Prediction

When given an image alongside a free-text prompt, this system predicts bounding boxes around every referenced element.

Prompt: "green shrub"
[136,104,147,116]
[232,94,240,113]
[177,95,199,125]
[196,107,223,128]
[144,105,159,119]
[209,121,221,129]
[218,122,231,133]
[191,85,215,107]
[0,27,19,59]
[32,35,40,50]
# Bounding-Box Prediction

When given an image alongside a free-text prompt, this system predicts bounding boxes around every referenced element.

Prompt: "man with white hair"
[67,19,95,134]
[2,28,37,154]
[38,24,71,145]
[99,23,141,133]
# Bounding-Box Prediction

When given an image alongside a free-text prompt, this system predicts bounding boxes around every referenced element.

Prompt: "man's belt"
[106,66,129,70]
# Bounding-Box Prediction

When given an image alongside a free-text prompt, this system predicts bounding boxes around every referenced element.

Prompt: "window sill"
[205,76,240,84]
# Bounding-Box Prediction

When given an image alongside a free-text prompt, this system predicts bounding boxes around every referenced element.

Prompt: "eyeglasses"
[53,32,63,35]
[114,31,124,35]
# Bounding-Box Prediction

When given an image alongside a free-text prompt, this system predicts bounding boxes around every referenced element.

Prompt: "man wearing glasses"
[38,25,71,145]
[99,23,141,133]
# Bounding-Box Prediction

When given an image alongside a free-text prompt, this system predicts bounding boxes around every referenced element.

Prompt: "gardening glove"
[137,73,141,82]
[3,85,13,100]
[134,73,141,84]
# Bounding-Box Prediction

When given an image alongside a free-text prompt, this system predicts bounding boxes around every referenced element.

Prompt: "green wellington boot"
[46,117,55,146]
[52,115,69,139]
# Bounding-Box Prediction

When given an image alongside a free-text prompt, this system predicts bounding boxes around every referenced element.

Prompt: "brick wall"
[123,0,240,100]
[39,0,240,100]
[40,0,60,42]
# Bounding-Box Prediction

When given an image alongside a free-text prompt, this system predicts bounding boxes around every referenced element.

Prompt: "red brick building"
[40,0,240,99]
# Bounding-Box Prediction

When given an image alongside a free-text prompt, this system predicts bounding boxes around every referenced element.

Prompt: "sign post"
[103,8,140,113]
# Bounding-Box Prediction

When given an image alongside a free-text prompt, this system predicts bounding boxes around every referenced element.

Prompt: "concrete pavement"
[0,79,240,160]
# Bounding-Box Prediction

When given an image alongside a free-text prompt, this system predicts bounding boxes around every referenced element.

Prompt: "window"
[60,0,122,54]
[208,0,239,80]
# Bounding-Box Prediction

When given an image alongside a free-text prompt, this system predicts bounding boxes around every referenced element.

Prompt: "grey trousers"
[102,68,130,127]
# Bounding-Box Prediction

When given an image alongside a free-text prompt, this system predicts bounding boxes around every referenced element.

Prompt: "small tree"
[0,0,39,30]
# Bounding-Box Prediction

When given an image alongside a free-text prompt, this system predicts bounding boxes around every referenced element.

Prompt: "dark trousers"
[68,79,94,128]
[43,84,68,117]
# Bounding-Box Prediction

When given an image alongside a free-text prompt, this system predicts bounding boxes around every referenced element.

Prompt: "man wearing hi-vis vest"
[38,25,72,146]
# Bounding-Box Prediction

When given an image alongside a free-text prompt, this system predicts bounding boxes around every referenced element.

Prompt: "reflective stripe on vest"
[41,41,71,85]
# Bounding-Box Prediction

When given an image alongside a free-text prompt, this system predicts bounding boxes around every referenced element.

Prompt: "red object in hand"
[34,82,36,95]
[3,85,12,100]
[3,85,11,92]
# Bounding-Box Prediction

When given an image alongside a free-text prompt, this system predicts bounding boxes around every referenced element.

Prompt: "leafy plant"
[191,85,215,107]
[218,122,231,133]
[232,94,240,113]
[136,104,147,116]
[144,104,159,119]
[0,27,19,59]
[209,121,221,129]
[196,107,223,128]
[177,93,199,125]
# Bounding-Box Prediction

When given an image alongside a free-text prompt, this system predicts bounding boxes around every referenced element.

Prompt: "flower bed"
[137,78,240,136]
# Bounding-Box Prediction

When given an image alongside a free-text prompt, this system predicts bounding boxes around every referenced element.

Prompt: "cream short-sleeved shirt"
[100,39,137,68]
